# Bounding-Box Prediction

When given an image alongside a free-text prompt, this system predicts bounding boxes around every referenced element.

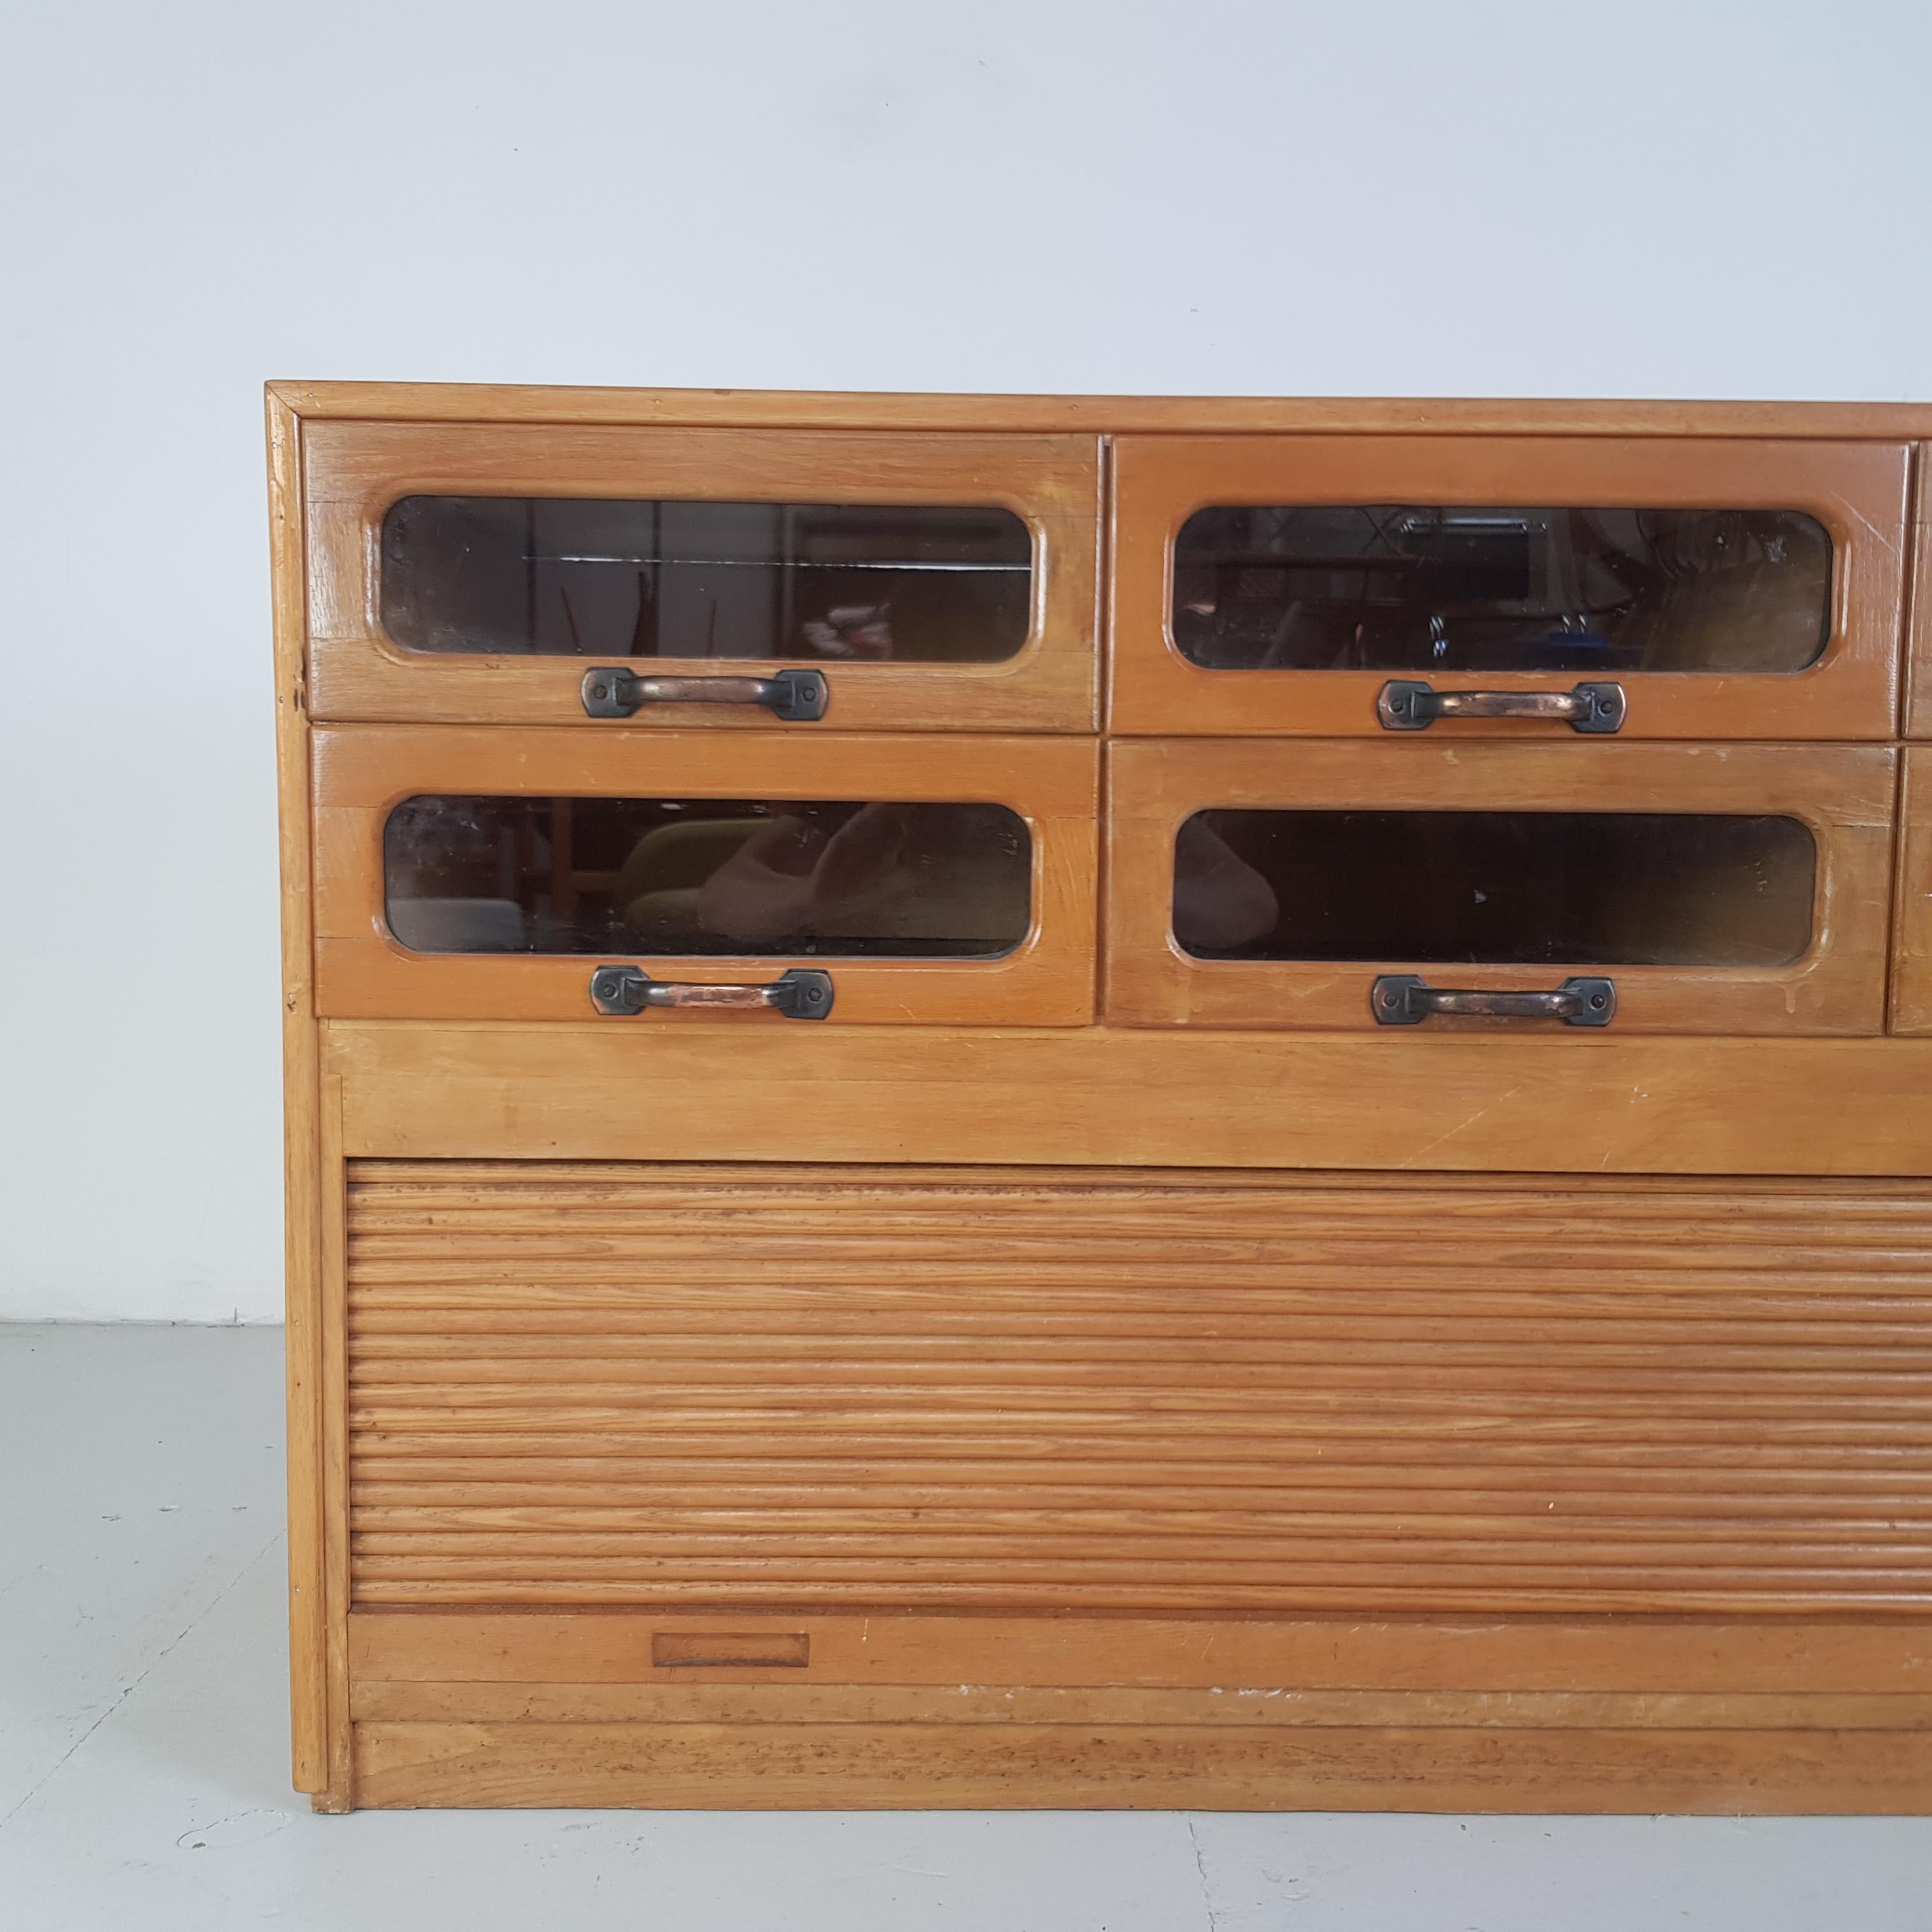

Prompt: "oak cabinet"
[272,385,1932,1816]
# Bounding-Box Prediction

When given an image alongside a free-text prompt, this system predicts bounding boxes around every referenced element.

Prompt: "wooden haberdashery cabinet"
[270,383,1932,1813]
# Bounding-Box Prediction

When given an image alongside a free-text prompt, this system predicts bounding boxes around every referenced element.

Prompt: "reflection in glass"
[385,795,1031,958]
[1172,507,1831,674]
[381,497,1032,663]
[1172,811,1815,966]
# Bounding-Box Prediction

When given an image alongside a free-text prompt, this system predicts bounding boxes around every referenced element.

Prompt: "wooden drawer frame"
[305,421,1101,733]
[1895,749,1932,1032]
[1104,739,1897,1034]
[312,726,1100,1025]
[1910,443,1932,738]
[1110,435,1910,740]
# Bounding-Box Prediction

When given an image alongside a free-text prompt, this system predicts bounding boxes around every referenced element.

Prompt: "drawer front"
[305,423,1100,733]
[1105,740,1894,1034]
[312,728,1098,1024]
[344,1159,1932,1617]
[1111,436,1908,739]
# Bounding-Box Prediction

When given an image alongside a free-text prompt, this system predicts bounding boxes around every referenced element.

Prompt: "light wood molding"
[344,1715,1932,1813]
[341,1609,1932,1809]
[303,421,1100,733]
[1909,443,1931,737]
[316,1079,351,1807]
[1110,436,1909,740]
[266,390,330,1798]
[310,727,1100,1027]
[351,1681,1932,1731]
[270,381,1932,441]
[348,1609,1932,1695]
[1105,739,1896,1034]
[323,1021,1932,1177]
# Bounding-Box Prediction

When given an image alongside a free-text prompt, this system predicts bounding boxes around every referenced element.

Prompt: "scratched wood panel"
[349,1717,1932,1812]
[346,1608,1932,1694]
[344,1162,1932,1616]
[324,1022,1932,1176]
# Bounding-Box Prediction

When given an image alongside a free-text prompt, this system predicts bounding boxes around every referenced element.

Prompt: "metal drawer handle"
[588,965,834,1020]
[1372,974,1616,1027]
[1377,679,1625,734]
[581,666,829,721]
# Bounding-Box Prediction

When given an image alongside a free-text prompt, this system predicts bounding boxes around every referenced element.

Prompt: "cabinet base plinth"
[344,1717,1931,1814]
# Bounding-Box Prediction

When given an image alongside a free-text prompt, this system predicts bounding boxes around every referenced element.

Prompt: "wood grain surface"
[1897,749,1932,1032]
[343,1162,1932,1616]
[346,1717,1931,1813]
[349,1607,1930,1694]
[323,1019,1932,1176]
[268,381,1932,441]
[1908,443,1929,736]
[266,389,334,1800]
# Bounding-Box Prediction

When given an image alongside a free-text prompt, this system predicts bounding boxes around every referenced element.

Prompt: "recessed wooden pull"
[651,1631,811,1669]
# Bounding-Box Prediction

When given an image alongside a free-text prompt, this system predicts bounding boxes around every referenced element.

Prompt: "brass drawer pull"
[1377,679,1626,733]
[589,965,834,1020]
[581,666,829,721]
[1372,974,1616,1027]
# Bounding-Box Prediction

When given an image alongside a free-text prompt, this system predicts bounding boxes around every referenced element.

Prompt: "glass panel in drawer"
[1172,507,1830,675]
[1103,739,1893,1035]
[382,498,1032,664]
[1173,809,1815,966]
[1110,437,1908,740]
[385,795,1031,959]
[303,422,1100,733]
[310,726,1099,1026]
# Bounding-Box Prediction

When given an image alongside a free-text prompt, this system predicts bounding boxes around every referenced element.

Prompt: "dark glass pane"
[1172,507,1831,674]
[381,497,1032,663]
[1173,811,1814,966]
[386,795,1031,958]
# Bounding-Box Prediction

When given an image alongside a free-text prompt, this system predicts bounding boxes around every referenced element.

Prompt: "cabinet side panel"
[268,390,328,1794]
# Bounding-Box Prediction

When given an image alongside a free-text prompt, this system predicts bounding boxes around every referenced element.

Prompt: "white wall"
[3,1,1928,1320]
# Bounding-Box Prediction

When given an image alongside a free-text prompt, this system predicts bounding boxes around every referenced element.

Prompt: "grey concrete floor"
[1,1326,1928,1931]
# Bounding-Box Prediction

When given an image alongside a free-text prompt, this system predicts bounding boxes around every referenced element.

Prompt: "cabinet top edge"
[264,381,1932,441]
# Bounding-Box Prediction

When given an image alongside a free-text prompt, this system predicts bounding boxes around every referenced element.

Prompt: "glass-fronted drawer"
[304,424,1099,732]
[1105,740,1894,1033]
[313,728,1098,1023]
[1111,437,1907,739]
